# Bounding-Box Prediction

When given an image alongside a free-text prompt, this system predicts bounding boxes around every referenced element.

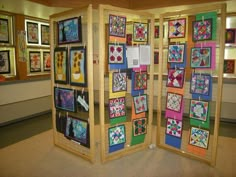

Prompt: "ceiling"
[0,0,236,19]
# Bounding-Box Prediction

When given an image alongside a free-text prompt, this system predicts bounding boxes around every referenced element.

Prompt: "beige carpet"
[0,129,235,177]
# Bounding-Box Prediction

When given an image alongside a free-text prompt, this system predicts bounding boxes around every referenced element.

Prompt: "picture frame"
[168,18,186,38]
[64,115,90,148]
[189,99,209,122]
[54,87,76,112]
[43,51,50,71]
[190,73,211,96]
[225,28,236,44]
[133,117,147,136]
[108,43,125,64]
[41,24,50,45]
[0,50,10,74]
[54,47,68,84]
[189,126,210,149]
[109,97,126,119]
[166,68,185,88]
[192,19,212,41]
[133,22,148,42]
[108,124,126,146]
[29,51,41,72]
[0,18,9,43]
[112,71,127,92]
[166,117,183,138]
[224,59,235,74]
[69,46,87,87]
[134,71,147,90]
[133,94,148,114]
[166,92,183,113]
[168,44,185,63]
[76,90,89,112]
[26,21,39,44]
[109,14,126,38]
[190,47,211,68]
[58,16,82,45]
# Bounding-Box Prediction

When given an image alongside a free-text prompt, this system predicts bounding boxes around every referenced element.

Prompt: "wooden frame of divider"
[156,3,226,166]
[50,5,95,163]
[98,4,155,163]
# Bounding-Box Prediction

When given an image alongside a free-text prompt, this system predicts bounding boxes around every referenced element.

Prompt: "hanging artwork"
[70,46,87,87]
[133,94,148,114]
[108,43,125,64]
[26,21,39,44]
[109,97,126,119]
[167,68,185,88]
[192,19,212,41]
[190,73,211,96]
[168,18,186,38]
[133,22,148,42]
[0,50,10,74]
[190,99,209,122]
[190,47,211,68]
[65,115,90,148]
[109,124,126,146]
[76,90,89,112]
[54,47,68,84]
[225,28,236,44]
[109,14,126,38]
[29,51,41,72]
[224,59,235,74]
[133,117,147,136]
[112,72,127,92]
[0,18,9,43]
[189,126,210,149]
[126,34,132,45]
[166,92,183,113]
[134,71,147,90]
[58,17,82,44]
[166,118,183,138]
[43,51,50,71]
[41,24,50,45]
[168,44,185,63]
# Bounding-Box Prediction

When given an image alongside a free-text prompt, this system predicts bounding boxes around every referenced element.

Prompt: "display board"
[156,4,226,166]
[98,4,155,163]
[50,5,95,163]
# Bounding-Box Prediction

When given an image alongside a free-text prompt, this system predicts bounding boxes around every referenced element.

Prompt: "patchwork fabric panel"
[133,117,147,136]
[190,73,211,96]
[193,19,212,41]
[190,99,209,122]
[167,68,185,88]
[108,43,125,64]
[133,22,148,42]
[134,71,147,90]
[166,118,183,138]
[190,47,211,68]
[168,44,185,63]
[224,60,235,74]
[189,126,210,149]
[133,94,148,114]
[109,97,126,119]
[109,14,126,37]
[168,18,186,38]
[109,124,126,146]
[112,72,127,92]
[166,92,183,113]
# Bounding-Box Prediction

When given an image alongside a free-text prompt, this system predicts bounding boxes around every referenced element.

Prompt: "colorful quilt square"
[190,73,211,96]
[133,22,148,42]
[133,117,147,136]
[109,14,126,38]
[168,18,186,38]
[133,94,148,114]
[109,97,126,119]
[190,47,211,68]
[189,126,210,149]
[167,68,185,88]
[225,28,236,44]
[190,99,209,121]
[168,44,185,63]
[108,43,125,64]
[193,19,212,41]
[166,92,183,113]
[224,59,235,74]
[109,124,126,146]
[112,72,127,92]
[134,71,147,90]
[166,118,183,138]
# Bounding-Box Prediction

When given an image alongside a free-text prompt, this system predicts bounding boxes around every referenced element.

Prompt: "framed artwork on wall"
[58,17,82,45]
[166,68,185,88]
[0,18,9,43]
[189,126,210,149]
[166,92,183,113]
[41,24,50,45]
[109,97,126,119]
[26,21,39,44]
[108,124,126,146]
[0,50,10,74]
[29,51,41,72]
[134,71,147,90]
[168,44,185,63]
[190,47,211,68]
[112,72,127,92]
[192,19,212,41]
[133,22,148,42]
[133,94,148,114]
[168,18,186,38]
[189,99,209,121]
[225,28,236,44]
[166,118,183,138]
[108,43,125,64]
[54,87,76,112]
[224,59,235,74]
[133,117,147,136]
[190,73,211,96]
[43,51,51,71]
[69,46,87,86]
[54,47,68,84]
[109,14,126,38]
